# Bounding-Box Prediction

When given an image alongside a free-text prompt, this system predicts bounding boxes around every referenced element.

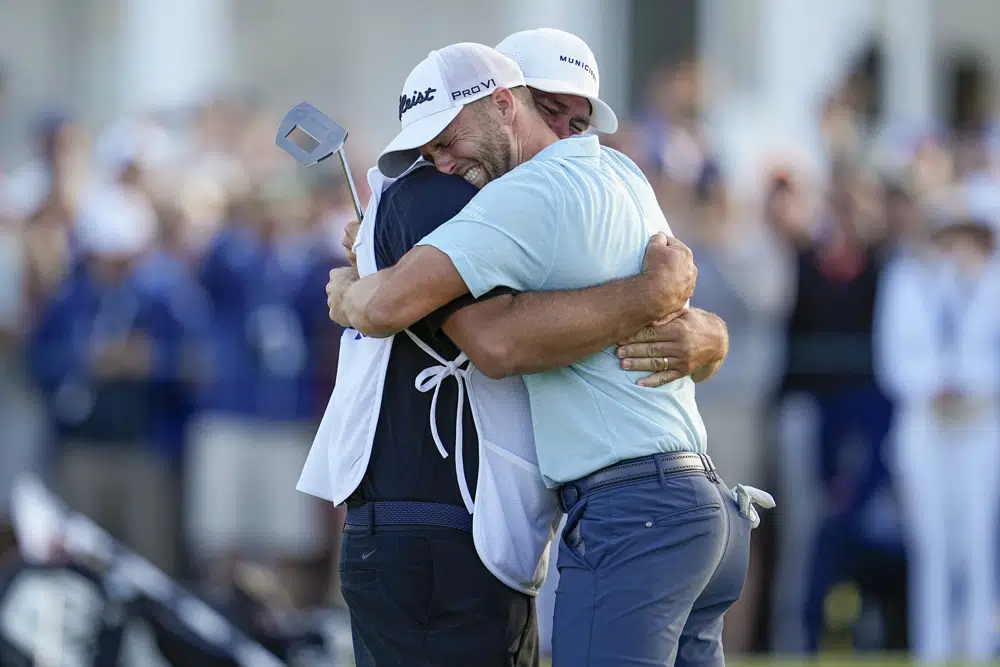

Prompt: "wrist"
[708,314,729,363]
[338,281,361,327]
[638,273,672,321]
[692,309,728,363]
[692,357,723,383]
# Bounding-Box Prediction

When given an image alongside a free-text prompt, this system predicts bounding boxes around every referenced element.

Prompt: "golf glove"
[730,484,775,529]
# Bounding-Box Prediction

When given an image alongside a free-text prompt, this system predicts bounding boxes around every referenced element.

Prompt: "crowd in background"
[0,97,362,610]
[2,52,1000,659]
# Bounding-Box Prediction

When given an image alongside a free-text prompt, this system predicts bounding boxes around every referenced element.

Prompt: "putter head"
[276,102,348,166]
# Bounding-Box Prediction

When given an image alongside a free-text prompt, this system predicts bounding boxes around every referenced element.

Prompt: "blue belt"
[344,500,473,533]
[558,452,718,513]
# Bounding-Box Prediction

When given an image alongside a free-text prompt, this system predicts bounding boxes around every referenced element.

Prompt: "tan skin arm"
[438,278,681,380]
[331,234,700,380]
[332,220,726,385]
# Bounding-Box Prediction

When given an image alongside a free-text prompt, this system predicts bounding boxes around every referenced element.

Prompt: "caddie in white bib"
[298,159,560,596]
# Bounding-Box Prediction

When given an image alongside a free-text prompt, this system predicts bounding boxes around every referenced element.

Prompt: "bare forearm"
[506,279,661,373]
[445,275,659,378]
[341,246,470,338]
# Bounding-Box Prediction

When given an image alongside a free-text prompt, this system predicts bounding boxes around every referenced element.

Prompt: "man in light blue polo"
[335,42,759,666]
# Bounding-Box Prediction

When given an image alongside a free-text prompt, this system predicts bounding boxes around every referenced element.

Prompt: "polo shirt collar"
[534,134,601,161]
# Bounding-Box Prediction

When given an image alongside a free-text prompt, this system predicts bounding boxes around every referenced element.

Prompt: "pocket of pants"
[652,503,721,528]
[559,499,594,572]
[340,559,434,632]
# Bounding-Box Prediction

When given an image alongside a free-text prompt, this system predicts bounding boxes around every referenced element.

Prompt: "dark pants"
[339,524,538,667]
[804,514,908,652]
[553,472,751,667]
[803,385,896,651]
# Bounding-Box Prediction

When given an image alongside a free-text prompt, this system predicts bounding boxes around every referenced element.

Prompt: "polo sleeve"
[416,167,561,298]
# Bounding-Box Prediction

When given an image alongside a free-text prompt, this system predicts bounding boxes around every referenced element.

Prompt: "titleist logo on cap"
[399,87,437,120]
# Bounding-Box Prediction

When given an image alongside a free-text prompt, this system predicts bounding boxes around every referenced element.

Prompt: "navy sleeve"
[373,167,512,336]
[374,167,477,269]
[422,287,515,335]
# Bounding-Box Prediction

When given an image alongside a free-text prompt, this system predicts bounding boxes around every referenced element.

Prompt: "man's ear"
[492,88,516,125]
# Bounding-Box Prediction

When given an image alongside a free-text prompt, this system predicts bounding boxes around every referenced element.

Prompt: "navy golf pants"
[340,524,538,667]
[552,471,752,667]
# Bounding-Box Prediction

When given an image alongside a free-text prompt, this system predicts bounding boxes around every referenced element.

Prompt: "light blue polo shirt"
[417,134,707,487]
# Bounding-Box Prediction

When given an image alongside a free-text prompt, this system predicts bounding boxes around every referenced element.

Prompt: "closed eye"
[421,138,453,163]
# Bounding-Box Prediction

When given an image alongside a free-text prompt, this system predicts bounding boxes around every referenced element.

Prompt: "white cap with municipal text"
[496,28,618,134]
[378,42,525,178]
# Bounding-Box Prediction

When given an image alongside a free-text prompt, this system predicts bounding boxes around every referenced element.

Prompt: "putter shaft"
[337,146,364,222]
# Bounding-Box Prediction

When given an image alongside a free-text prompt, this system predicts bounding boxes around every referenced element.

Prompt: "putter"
[276,102,364,222]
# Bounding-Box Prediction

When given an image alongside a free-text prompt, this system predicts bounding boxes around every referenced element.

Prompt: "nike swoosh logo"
[361,549,378,560]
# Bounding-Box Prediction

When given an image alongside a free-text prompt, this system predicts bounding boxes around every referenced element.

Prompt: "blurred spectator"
[25,187,184,575]
[185,177,338,607]
[874,215,1000,663]
[686,162,795,653]
[132,202,213,576]
[0,217,44,559]
[0,218,44,562]
[769,163,895,652]
[11,115,95,320]
[633,58,713,235]
[0,114,87,560]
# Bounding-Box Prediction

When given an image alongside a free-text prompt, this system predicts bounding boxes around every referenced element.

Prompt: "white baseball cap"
[496,28,618,134]
[378,42,525,178]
